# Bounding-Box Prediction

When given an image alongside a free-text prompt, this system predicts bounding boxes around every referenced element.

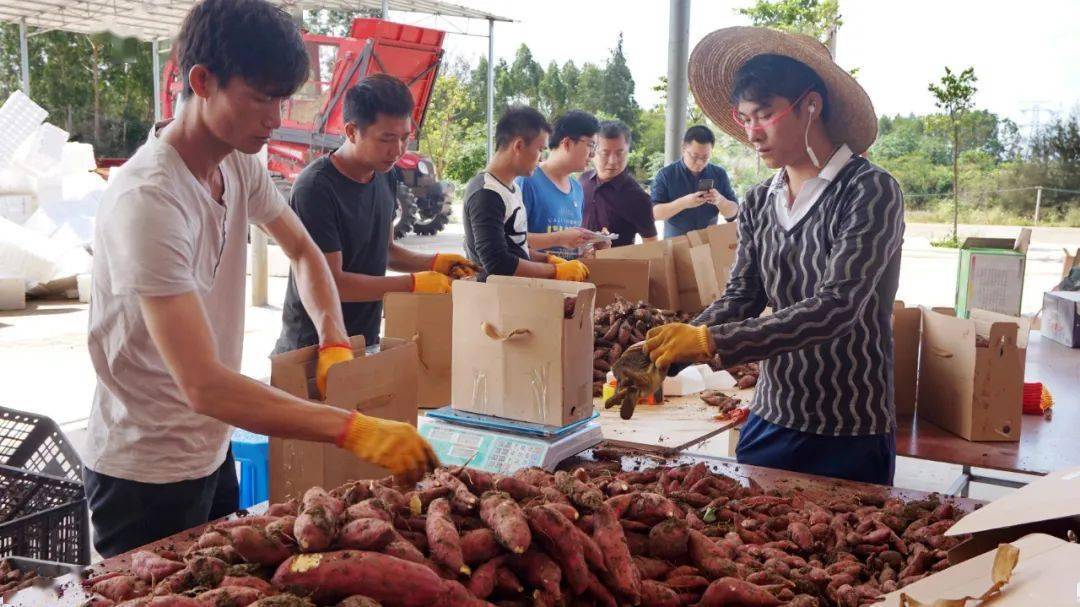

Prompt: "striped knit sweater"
[694,156,905,436]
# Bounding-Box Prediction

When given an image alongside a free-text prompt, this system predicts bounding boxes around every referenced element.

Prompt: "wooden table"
[896,331,1080,496]
[595,386,754,450]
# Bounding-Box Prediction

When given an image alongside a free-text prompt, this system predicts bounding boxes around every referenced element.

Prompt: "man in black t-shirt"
[276,75,476,353]
[462,106,589,283]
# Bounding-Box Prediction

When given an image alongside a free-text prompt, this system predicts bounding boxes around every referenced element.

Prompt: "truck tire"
[393,182,417,240]
[412,181,452,236]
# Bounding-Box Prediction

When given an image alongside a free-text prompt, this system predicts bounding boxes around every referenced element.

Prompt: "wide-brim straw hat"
[689,26,877,155]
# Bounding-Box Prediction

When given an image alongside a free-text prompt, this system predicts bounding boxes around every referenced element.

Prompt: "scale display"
[418,416,602,474]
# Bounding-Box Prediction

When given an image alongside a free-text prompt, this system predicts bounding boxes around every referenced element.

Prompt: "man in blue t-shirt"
[517,110,600,259]
[651,125,739,238]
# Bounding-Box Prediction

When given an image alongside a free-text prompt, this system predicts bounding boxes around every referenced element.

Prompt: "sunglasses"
[731,88,812,133]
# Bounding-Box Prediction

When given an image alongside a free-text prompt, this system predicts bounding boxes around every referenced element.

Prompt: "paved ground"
[1,220,1076,498]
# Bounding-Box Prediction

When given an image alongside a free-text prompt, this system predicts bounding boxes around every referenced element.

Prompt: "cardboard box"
[917,307,1028,442]
[669,236,707,314]
[383,292,453,407]
[892,301,921,416]
[582,258,650,308]
[451,276,595,427]
[687,223,739,301]
[0,275,25,311]
[955,228,1031,318]
[596,239,679,310]
[268,336,419,502]
[942,465,1080,564]
[874,533,1080,606]
[1040,290,1080,348]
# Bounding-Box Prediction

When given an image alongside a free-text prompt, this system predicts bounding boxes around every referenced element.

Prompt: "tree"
[538,61,567,117]
[928,66,978,239]
[737,0,842,53]
[599,33,640,128]
[507,45,542,107]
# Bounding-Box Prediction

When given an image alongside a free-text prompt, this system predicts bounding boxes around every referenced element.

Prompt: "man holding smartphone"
[651,125,739,238]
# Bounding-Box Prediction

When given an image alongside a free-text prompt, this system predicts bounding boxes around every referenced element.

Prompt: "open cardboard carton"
[596,239,679,310]
[383,292,453,407]
[876,466,1080,605]
[582,257,650,308]
[955,228,1031,318]
[268,335,419,502]
[892,301,922,416]
[917,307,1030,442]
[451,276,596,427]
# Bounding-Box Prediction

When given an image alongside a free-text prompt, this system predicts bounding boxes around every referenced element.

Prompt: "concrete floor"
[1,219,1076,498]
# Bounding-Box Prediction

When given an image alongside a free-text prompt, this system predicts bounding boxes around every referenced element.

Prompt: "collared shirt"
[580,168,657,247]
[770,144,854,230]
[694,155,906,437]
[650,160,737,238]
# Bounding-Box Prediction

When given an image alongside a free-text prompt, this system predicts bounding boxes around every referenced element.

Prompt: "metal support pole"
[486,18,495,161]
[152,39,162,123]
[664,0,690,165]
[19,18,30,94]
[380,0,389,18]
[251,226,269,307]
[1034,186,1042,225]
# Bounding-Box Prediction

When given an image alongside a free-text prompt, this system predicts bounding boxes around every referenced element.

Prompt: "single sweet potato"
[592,504,641,603]
[193,586,264,607]
[135,597,201,607]
[294,488,342,553]
[213,516,279,531]
[525,504,590,594]
[554,470,604,510]
[220,576,275,595]
[639,580,681,607]
[267,499,299,517]
[479,491,531,554]
[460,528,503,566]
[507,547,561,601]
[346,500,392,523]
[272,550,464,606]
[247,595,315,607]
[572,524,606,573]
[91,575,150,602]
[131,551,185,584]
[337,518,397,552]
[492,476,541,502]
[155,556,227,596]
[647,517,689,561]
[697,577,781,606]
[435,469,479,510]
[687,529,738,579]
[230,526,293,567]
[265,516,297,546]
[632,556,673,581]
[493,565,523,595]
[425,498,469,575]
[584,570,617,607]
[466,555,505,599]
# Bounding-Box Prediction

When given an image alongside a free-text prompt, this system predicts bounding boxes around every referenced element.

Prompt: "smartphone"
[697,178,714,192]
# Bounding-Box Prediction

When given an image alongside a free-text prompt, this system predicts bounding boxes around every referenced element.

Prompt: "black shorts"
[83,452,239,558]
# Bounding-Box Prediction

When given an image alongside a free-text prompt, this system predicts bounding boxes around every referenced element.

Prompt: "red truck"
[161,18,452,238]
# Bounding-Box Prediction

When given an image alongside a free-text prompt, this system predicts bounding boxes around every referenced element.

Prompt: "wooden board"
[595,385,754,450]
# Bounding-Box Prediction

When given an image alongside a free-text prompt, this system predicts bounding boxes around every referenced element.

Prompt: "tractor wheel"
[393,182,418,240]
[412,182,452,236]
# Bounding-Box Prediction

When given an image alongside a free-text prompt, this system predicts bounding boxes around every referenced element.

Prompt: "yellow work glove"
[316,343,354,399]
[553,259,589,282]
[546,254,567,265]
[337,411,439,484]
[411,271,452,294]
[643,323,715,370]
[431,253,479,279]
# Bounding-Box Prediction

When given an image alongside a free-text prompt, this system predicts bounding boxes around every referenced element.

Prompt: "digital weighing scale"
[418,406,604,474]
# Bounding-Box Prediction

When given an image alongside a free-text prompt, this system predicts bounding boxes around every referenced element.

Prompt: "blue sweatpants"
[735,413,896,486]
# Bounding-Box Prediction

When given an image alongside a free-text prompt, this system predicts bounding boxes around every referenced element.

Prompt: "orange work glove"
[643,323,715,370]
[553,259,589,282]
[316,343,354,399]
[431,253,479,279]
[411,271,452,294]
[546,254,568,265]
[337,411,439,485]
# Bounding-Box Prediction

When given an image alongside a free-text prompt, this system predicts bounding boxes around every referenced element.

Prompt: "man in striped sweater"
[645,29,905,485]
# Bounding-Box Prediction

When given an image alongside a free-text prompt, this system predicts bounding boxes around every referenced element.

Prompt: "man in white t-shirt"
[85,0,436,557]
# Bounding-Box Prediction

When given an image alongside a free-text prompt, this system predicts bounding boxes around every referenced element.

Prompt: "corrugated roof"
[0,0,511,41]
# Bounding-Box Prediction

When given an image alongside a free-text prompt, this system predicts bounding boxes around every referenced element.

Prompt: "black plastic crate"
[0,465,89,565]
[0,407,83,483]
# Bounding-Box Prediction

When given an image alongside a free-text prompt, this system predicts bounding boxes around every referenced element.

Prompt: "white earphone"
[805,102,820,168]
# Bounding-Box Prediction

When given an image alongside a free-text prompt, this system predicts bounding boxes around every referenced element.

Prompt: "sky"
[389,0,1080,134]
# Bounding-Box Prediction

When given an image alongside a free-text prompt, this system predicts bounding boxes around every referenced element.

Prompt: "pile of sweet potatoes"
[75,462,962,607]
[0,559,41,595]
